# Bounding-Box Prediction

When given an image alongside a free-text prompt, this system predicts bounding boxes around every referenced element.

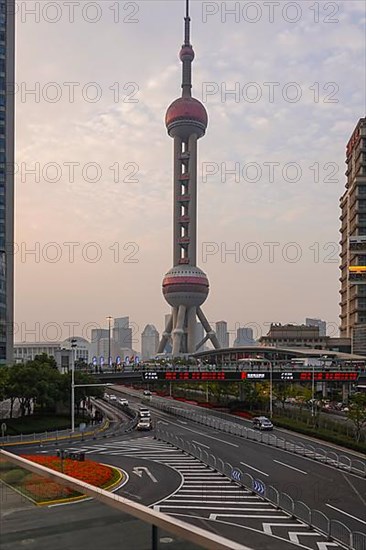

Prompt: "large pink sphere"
[162,265,209,308]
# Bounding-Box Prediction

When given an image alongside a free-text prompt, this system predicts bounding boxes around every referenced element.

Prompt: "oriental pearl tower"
[158,0,220,357]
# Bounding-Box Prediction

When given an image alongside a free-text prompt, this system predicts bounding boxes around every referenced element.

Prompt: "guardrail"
[156,426,366,550]
[0,418,107,446]
[143,393,366,478]
[0,449,250,550]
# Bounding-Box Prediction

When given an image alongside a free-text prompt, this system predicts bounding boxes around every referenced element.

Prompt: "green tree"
[347,393,366,442]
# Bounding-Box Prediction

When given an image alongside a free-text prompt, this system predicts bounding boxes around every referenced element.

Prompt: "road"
[115,388,366,533]
[1,431,348,550]
[2,391,365,550]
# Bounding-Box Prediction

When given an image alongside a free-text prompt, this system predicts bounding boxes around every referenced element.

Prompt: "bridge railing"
[0,449,250,550]
[156,425,366,550]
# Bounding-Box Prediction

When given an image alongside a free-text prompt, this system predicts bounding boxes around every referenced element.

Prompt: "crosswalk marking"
[68,437,342,549]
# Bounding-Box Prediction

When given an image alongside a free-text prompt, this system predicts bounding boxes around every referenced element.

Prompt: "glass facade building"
[0,0,15,363]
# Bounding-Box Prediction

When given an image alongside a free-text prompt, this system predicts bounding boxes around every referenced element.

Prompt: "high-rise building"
[113,317,132,350]
[157,1,220,356]
[90,328,109,358]
[195,321,207,352]
[234,327,255,346]
[305,318,327,337]
[340,118,366,337]
[141,324,159,360]
[215,321,229,348]
[0,1,15,363]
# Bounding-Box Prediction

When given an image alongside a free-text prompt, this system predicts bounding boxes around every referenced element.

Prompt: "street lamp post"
[107,316,113,370]
[311,362,315,418]
[269,360,273,418]
[70,338,77,432]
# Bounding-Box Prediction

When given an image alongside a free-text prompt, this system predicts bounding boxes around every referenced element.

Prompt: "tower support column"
[172,304,186,356]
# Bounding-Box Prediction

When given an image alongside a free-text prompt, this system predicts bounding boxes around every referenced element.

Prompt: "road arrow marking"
[132,466,157,483]
[289,533,321,544]
[317,543,339,550]
[262,523,305,535]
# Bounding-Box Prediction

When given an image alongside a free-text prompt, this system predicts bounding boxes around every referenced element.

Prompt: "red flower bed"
[20,455,116,503]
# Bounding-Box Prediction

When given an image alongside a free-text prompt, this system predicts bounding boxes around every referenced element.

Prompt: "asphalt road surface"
[2,390,365,550]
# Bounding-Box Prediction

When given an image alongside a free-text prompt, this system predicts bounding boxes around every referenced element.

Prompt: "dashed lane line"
[273,460,308,475]
[240,461,269,477]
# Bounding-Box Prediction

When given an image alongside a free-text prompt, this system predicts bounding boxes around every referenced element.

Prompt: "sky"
[14,0,366,349]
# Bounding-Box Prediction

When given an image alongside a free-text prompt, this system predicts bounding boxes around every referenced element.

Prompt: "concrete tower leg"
[187,306,197,353]
[196,333,210,351]
[197,307,220,349]
[157,314,173,354]
[172,305,186,356]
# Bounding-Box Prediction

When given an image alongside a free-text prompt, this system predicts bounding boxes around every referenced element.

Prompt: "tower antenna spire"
[184,0,190,46]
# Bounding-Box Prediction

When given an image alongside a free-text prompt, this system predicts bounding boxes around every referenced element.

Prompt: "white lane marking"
[342,473,366,507]
[273,460,307,475]
[210,514,288,520]
[155,416,239,447]
[159,506,274,510]
[177,420,187,425]
[289,533,322,543]
[317,543,339,549]
[165,500,271,505]
[240,462,269,477]
[263,522,305,535]
[192,440,210,449]
[326,504,366,525]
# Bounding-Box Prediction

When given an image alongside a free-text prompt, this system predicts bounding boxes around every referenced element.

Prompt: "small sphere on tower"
[179,45,195,62]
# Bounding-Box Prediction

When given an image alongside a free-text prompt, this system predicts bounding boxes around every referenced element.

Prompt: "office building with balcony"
[340,118,366,337]
[0,0,15,363]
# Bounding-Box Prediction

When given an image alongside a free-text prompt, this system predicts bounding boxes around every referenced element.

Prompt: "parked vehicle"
[143,390,152,396]
[109,394,117,401]
[252,416,274,431]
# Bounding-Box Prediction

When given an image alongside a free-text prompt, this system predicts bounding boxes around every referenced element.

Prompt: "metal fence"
[156,425,366,550]
[0,419,107,446]
[0,449,250,550]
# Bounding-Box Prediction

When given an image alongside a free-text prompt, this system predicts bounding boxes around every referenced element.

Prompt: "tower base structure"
[158,265,220,356]
[158,305,220,356]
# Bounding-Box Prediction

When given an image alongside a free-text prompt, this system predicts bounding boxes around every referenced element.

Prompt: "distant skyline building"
[340,118,366,338]
[141,324,159,360]
[306,318,327,337]
[215,321,229,348]
[234,327,255,347]
[113,316,132,350]
[1,0,15,363]
[157,1,220,356]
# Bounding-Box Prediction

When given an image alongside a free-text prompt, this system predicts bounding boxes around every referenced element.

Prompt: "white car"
[137,418,152,431]
[109,394,117,401]
[139,407,151,419]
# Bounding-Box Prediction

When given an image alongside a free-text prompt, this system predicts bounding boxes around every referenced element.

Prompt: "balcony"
[178,237,190,244]
[178,258,189,264]
[179,174,190,181]
[178,195,190,202]
[178,215,190,223]
[179,152,190,161]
